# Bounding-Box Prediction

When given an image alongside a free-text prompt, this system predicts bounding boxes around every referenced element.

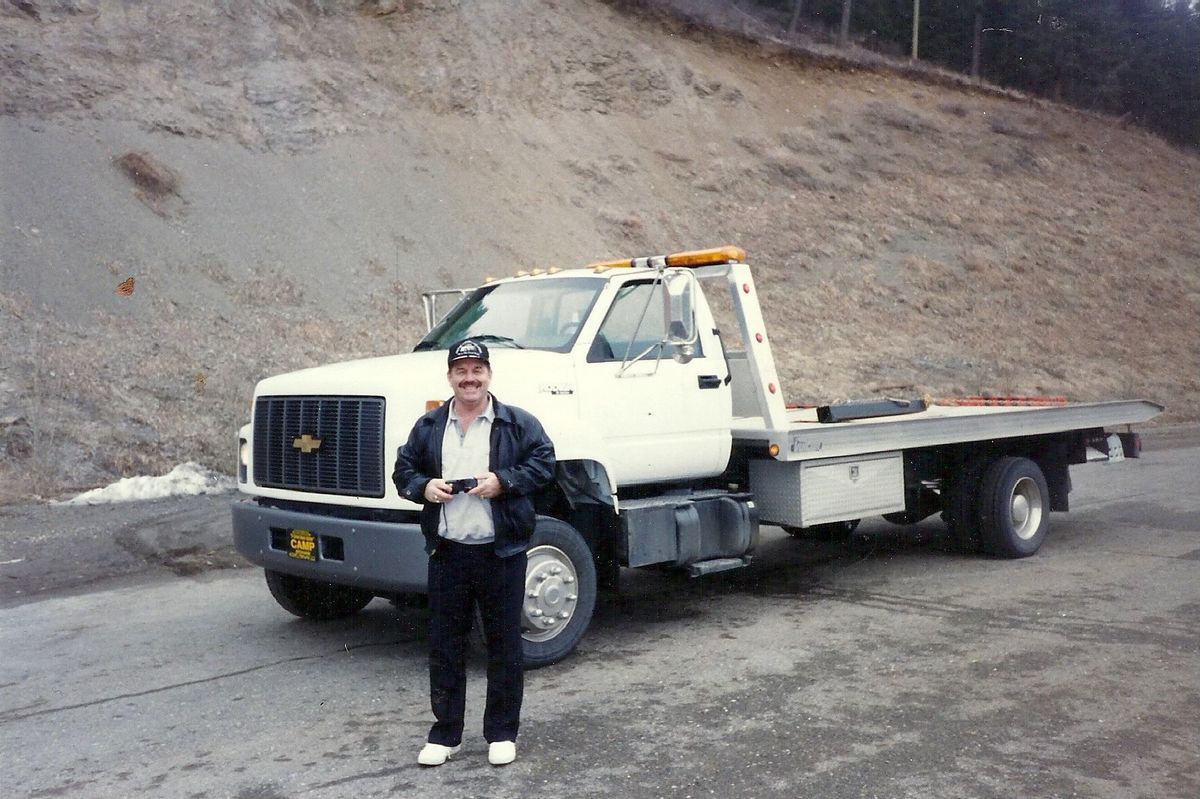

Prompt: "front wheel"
[521,516,597,669]
[264,570,374,620]
[977,457,1050,558]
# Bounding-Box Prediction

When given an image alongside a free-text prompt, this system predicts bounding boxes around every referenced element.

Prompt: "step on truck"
[232,245,1162,667]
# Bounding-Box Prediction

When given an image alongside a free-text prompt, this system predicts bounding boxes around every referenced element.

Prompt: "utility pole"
[911,0,920,62]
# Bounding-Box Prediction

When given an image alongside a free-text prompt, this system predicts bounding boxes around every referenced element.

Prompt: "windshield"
[416,276,606,353]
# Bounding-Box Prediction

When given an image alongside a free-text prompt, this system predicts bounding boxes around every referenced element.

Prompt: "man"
[393,338,556,767]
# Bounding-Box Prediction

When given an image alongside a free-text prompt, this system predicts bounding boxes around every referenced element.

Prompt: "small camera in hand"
[447,477,479,494]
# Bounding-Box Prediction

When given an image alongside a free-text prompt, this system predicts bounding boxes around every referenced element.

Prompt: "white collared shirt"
[438,397,495,543]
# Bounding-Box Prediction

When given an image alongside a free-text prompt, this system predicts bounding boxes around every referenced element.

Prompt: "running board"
[688,556,752,577]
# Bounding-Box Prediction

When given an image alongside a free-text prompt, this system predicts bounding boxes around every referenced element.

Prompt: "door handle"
[698,375,721,389]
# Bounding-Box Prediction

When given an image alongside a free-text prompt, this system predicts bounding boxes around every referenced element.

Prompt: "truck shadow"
[252,520,974,668]
[585,520,974,633]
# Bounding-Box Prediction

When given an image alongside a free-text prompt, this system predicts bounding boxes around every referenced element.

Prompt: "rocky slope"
[1,0,1196,501]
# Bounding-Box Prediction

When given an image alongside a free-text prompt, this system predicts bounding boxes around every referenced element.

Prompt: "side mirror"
[662,270,697,345]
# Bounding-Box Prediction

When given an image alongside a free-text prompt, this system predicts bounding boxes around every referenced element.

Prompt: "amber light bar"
[588,245,747,271]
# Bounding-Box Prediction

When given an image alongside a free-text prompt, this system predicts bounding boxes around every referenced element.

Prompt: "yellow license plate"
[287,529,318,562]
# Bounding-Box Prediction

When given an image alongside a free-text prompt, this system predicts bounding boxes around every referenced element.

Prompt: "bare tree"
[911,0,921,62]
[787,0,804,40]
[838,0,852,47]
[970,1,983,79]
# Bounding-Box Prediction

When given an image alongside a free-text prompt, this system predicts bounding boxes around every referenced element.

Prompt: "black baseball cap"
[447,338,490,367]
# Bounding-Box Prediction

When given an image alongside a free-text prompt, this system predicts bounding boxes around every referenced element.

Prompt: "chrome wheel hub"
[1009,476,1044,540]
[523,545,578,642]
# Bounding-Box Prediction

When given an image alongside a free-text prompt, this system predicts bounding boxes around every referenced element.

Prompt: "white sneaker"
[417,742,461,766]
[488,740,516,766]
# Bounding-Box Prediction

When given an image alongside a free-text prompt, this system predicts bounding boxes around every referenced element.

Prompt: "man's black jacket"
[392,395,556,557]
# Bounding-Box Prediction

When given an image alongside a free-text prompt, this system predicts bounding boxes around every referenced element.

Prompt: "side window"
[588,282,702,363]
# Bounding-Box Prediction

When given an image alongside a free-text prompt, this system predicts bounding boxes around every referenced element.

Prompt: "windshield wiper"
[470,334,524,349]
[415,334,524,351]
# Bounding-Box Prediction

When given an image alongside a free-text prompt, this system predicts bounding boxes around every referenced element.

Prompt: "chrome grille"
[253,396,386,497]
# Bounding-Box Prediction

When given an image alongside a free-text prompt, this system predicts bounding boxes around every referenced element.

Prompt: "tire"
[521,516,597,669]
[782,519,860,541]
[264,570,374,620]
[941,455,988,553]
[977,457,1049,558]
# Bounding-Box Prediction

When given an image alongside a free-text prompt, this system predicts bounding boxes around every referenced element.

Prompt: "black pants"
[426,539,525,746]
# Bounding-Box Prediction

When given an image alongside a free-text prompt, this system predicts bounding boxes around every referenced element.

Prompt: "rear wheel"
[521,516,597,669]
[265,570,374,620]
[977,457,1049,558]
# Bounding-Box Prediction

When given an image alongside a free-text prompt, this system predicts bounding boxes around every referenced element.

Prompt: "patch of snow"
[56,462,236,505]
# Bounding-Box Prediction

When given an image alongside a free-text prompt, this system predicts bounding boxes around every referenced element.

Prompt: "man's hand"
[468,472,502,499]
[424,479,454,505]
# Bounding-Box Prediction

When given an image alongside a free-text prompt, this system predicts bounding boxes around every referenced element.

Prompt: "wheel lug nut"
[527,590,537,598]
[568,594,577,601]
[564,575,574,583]
[537,572,549,581]
[531,609,543,617]
[551,566,562,575]
[558,611,569,619]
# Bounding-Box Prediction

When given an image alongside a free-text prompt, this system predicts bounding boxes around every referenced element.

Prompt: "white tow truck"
[232,246,1162,666]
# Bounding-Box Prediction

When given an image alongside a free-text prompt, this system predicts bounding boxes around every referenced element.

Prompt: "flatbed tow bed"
[734,400,1164,461]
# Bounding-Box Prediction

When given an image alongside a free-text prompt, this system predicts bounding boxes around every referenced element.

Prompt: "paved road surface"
[2,445,1198,798]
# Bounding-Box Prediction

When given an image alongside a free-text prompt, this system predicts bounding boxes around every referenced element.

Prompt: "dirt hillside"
[1,0,1197,502]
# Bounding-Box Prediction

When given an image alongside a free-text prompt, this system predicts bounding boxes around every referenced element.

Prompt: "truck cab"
[419,265,733,485]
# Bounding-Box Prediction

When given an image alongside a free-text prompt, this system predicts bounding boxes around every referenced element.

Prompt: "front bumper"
[232,498,428,594]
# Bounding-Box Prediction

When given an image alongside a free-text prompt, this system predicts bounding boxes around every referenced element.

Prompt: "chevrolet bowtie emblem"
[293,433,323,454]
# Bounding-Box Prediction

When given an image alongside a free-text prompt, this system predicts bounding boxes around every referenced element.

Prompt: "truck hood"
[252,348,581,507]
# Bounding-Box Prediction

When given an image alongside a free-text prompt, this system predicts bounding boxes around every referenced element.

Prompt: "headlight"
[238,439,249,483]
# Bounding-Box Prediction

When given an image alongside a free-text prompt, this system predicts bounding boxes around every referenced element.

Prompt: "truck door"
[576,278,732,485]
